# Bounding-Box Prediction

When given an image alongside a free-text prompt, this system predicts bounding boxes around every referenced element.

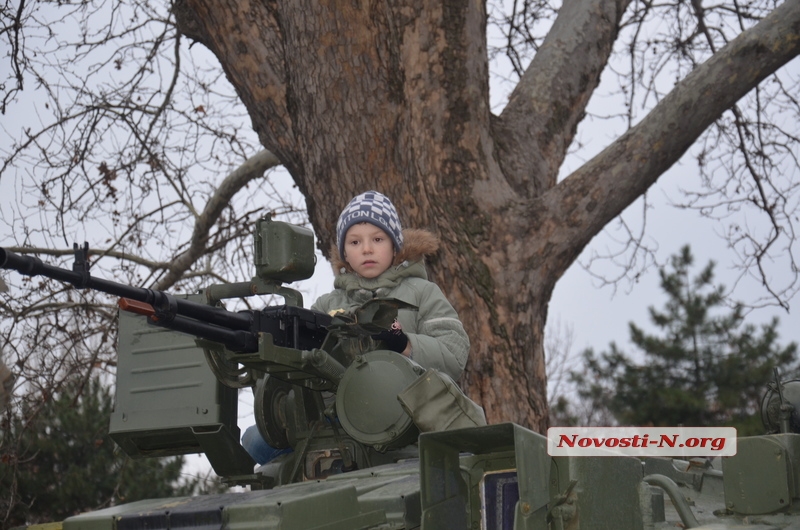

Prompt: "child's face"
[343,223,394,278]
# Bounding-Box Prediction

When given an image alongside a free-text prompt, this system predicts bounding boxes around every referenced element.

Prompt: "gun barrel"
[117,298,258,352]
[0,247,252,331]
[151,312,258,352]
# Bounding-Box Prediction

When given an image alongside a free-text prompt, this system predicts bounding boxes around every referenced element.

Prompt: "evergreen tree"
[571,246,798,435]
[0,376,222,526]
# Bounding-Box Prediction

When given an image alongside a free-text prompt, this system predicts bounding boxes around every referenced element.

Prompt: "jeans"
[241,424,293,465]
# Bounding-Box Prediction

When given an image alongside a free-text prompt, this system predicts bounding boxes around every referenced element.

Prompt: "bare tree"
[169,0,800,431]
[1,2,299,517]
[2,0,799,438]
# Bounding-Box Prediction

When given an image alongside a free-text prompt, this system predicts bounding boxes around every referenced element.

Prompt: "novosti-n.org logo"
[547,427,737,457]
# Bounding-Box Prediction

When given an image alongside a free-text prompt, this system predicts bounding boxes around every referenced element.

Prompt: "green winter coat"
[312,228,469,381]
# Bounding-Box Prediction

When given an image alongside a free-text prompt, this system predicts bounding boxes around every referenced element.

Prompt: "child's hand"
[372,319,409,355]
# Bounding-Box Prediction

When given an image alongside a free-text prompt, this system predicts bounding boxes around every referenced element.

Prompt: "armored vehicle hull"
[47,425,800,530]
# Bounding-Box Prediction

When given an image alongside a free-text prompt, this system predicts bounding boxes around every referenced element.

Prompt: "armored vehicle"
[3,218,800,529]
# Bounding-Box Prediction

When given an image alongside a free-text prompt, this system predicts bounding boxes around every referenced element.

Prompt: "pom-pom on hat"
[337,191,403,261]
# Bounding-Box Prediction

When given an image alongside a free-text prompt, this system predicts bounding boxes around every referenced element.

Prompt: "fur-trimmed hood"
[330,228,440,275]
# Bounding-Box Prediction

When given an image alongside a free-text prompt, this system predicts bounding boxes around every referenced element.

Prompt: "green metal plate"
[723,436,792,515]
[336,350,420,450]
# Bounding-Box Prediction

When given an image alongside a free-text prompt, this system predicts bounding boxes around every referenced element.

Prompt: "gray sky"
[550,161,800,360]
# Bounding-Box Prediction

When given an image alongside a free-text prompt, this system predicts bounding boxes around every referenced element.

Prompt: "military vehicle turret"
[3,217,800,529]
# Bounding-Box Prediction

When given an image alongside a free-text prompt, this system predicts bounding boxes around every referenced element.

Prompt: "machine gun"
[0,217,328,355]
[0,217,425,487]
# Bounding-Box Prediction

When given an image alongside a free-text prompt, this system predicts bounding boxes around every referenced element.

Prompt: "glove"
[372,319,409,354]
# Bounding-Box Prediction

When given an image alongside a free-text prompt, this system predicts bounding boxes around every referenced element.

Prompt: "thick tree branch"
[549,0,800,261]
[494,0,632,198]
[3,150,281,290]
[154,149,281,290]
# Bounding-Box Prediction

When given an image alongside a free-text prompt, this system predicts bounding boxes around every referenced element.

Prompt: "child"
[242,190,470,463]
[311,190,469,380]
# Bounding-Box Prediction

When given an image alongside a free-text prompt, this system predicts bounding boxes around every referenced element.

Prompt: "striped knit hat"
[336,191,403,261]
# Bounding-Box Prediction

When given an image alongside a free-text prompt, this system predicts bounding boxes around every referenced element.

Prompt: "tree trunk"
[173,0,800,432]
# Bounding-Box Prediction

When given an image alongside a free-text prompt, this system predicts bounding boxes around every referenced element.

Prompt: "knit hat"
[337,191,403,260]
